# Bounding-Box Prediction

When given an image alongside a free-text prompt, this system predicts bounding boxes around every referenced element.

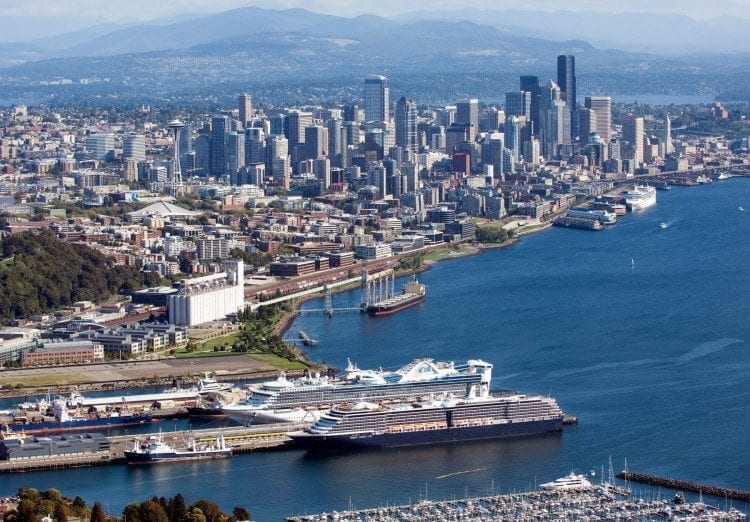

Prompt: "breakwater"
[618,471,750,502]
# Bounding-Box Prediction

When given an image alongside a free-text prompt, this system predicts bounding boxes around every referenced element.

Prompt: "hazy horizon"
[3,1,749,43]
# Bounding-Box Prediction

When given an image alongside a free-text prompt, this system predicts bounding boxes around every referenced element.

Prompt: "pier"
[618,471,750,502]
[0,423,306,473]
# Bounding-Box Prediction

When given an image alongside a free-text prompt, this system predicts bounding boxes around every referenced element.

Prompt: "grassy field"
[248,352,310,371]
[0,373,91,388]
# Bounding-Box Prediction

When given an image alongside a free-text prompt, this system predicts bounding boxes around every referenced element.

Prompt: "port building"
[168,260,245,326]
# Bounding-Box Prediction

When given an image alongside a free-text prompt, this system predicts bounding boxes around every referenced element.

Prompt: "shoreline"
[275,231,536,340]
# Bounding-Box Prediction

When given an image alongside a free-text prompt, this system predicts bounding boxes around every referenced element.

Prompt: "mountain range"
[0,6,747,106]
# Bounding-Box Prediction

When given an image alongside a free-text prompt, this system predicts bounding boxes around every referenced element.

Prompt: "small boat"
[660,222,669,229]
[739,206,746,212]
[196,373,233,394]
[630,259,635,268]
[124,432,232,464]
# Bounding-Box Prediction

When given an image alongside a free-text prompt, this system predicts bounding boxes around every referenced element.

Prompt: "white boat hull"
[223,406,322,425]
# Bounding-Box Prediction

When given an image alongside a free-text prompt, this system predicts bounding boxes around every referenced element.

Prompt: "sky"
[1,0,748,42]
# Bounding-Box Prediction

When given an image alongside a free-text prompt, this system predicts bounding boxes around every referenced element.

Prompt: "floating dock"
[618,471,750,502]
[287,483,746,521]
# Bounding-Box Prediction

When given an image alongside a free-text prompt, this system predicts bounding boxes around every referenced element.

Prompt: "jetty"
[298,330,318,346]
[618,471,750,502]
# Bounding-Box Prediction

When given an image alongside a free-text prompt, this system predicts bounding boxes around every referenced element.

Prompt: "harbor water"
[2,179,749,520]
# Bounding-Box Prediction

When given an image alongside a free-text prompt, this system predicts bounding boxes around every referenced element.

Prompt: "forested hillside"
[0,231,160,322]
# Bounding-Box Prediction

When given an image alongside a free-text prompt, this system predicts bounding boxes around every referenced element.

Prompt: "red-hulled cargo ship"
[366,279,426,317]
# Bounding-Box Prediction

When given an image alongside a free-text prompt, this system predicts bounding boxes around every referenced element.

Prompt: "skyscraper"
[584,96,612,142]
[520,75,541,136]
[304,125,326,162]
[395,96,418,152]
[364,74,389,123]
[622,115,644,164]
[557,55,577,138]
[245,127,265,165]
[227,131,245,174]
[663,114,673,155]
[456,99,479,141]
[578,108,597,143]
[210,115,229,177]
[505,91,531,119]
[239,93,253,126]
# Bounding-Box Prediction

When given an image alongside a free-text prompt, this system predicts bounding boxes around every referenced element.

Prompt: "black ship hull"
[291,417,563,451]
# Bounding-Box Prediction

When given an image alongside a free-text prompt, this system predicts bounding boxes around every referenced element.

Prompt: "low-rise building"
[21,341,104,366]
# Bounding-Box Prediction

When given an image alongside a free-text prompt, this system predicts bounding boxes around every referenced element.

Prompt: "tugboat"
[124,432,232,464]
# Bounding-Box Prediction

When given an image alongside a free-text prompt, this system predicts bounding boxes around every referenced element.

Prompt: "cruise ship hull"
[290,418,563,451]
[124,449,232,464]
[224,407,321,425]
[367,294,424,317]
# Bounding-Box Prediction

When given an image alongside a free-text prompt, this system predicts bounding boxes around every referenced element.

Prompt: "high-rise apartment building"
[123,134,146,162]
[395,96,418,152]
[364,74,389,123]
[584,96,612,143]
[86,133,115,161]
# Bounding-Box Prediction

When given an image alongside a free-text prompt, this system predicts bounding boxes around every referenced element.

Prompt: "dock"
[298,330,318,346]
[287,483,746,521]
[0,423,307,473]
[618,471,750,502]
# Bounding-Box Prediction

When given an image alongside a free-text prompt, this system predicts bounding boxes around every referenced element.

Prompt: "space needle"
[167,118,185,196]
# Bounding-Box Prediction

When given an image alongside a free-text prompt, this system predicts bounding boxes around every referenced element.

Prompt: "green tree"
[123,503,141,522]
[138,501,168,522]
[190,501,221,522]
[231,507,250,521]
[187,508,205,522]
[54,503,69,522]
[168,494,187,522]
[15,500,36,522]
[90,502,106,522]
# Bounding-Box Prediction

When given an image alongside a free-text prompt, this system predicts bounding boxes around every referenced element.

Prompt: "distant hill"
[400,8,750,55]
[0,7,747,106]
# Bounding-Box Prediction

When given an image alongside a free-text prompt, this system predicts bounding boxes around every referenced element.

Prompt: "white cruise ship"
[222,358,494,425]
[623,185,657,210]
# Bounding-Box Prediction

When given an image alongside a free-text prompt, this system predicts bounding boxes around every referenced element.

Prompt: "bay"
[3,179,749,520]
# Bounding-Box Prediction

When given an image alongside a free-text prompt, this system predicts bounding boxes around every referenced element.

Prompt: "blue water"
[2,179,749,520]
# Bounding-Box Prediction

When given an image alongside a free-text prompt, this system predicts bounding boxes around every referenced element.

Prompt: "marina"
[287,477,746,521]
